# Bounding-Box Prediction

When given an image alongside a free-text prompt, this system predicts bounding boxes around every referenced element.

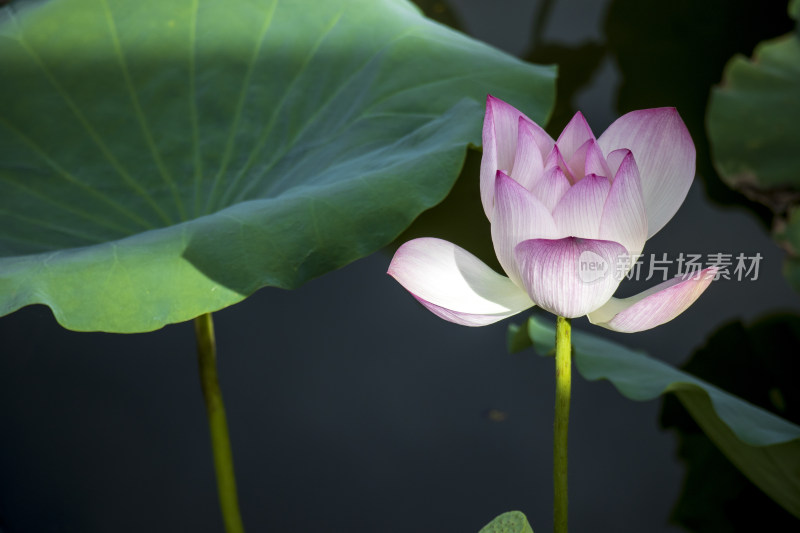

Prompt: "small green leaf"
[478,511,534,533]
[783,256,800,293]
[0,0,555,332]
[514,315,800,517]
[507,321,534,355]
[776,206,800,293]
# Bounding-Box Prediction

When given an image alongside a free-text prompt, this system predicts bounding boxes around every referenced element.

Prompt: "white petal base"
[388,238,534,327]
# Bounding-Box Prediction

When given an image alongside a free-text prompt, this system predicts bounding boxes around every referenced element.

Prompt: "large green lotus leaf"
[478,511,534,533]
[660,315,800,531]
[706,4,800,198]
[0,0,555,333]
[508,316,800,517]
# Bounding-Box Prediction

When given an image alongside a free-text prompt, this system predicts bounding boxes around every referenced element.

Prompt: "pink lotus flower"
[388,96,715,332]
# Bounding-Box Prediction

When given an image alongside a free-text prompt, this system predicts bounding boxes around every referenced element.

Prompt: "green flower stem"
[194,313,245,533]
[554,316,571,533]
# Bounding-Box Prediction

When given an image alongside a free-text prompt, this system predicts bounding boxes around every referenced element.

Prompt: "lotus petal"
[480,96,544,220]
[492,171,560,285]
[533,166,572,212]
[511,117,546,191]
[597,108,695,238]
[552,174,611,239]
[514,237,628,318]
[556,111,595,162]
[584,140,612,179]
[598,151,647,258]
[587,267,716,332]
[388,237,533,326]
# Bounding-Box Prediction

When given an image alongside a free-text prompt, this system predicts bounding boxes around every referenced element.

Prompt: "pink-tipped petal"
[565,139,612,183]
[597,108,695,238]
[388,238,534,327]
[605,148,631,177]
[598,151,648,258]
[544,144,574,183]
[587,267,716,333]
[556,111,596,161]
[566,139,592,183]
[493,171,561,286]
[552,174,611,239]
[511,118,546,191]
[522,115,554,161]
[514,237,628,318]
[534,166,572,212]
[480,95,541,220]
[584,140,612,178]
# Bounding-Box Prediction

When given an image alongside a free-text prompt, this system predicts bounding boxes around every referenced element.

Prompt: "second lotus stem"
[195,312,246,533]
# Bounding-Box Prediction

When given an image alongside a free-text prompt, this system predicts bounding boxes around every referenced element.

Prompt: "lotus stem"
[194,313,245,533]
[554,316,571,533]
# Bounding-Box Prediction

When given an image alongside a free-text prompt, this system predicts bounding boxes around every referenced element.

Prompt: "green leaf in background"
[706,1,800,291]
[777,207,800,292]
[0,0,555,332]
[707,2,800,203]
[478,511,534,533]
[605,0,794,223]
[509,315,800,518]
[660,314,800,531]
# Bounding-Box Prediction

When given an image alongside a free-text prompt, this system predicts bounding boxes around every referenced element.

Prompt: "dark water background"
[1,1,798,532]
